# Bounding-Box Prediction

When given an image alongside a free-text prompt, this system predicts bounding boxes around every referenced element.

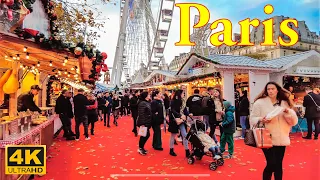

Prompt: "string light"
[26,53,29,59]
[64,57,68,63]
[16,54,20,60]
[32,65,35,69]
[23,46,27,52]
[62,62,66,66]
[20,64,23,68]
[71,67,75,70]
[49,61,53,66]
[37,62,40,67]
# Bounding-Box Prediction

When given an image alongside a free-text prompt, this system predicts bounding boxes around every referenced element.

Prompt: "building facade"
[168,52,191,71]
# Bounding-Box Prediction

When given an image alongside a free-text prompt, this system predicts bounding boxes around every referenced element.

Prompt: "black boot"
[170,148,177,156]
[185,149,190,157]
[91,129,94,135]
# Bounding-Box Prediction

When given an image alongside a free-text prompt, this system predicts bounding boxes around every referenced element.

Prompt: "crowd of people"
[50,81,319,180]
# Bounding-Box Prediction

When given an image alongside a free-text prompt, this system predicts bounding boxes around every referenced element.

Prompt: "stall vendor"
[17,85,43,114]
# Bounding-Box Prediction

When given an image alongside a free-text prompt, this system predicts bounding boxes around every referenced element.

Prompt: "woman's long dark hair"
[255,82,293,108]
[173,89,183,100]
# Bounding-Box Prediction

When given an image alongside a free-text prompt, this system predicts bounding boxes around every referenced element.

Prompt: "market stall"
[267,50,320,132]
[0,0,98,178]
[165,53,275,105]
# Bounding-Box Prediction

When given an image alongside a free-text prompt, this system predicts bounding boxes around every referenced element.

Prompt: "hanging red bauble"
[95,65,101,72]
[101,64,108,72]
[74,47,82,55]
[5,0,14,6]
[101,52,108,60]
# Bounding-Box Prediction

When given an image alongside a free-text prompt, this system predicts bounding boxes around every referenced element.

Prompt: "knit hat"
[223,101,231,109]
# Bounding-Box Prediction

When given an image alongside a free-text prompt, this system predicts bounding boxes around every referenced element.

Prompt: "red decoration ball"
[101,52,108,60]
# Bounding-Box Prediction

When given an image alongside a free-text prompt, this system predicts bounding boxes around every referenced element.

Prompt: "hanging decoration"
[164,72,221,85]
[8,0,108,85]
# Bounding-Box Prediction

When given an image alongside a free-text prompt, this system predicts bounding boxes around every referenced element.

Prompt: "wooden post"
[9,61,20,117]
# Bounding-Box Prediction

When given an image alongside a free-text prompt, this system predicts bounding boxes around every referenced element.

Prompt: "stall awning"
[0,33,81,81]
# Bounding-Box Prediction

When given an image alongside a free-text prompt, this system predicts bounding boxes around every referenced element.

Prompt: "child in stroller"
[186,119,224,170]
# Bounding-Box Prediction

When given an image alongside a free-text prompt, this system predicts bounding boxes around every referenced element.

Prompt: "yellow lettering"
[237,18,260,45]
[279,19,299,46]
[9,150,23,165]
[25,150,41,165]
[210,19,236,46]
[175,3,210,46]
[260,18,276,46]
[261,5,276,46]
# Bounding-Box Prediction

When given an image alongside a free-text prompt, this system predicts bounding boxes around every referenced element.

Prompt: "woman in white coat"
[250,82,298,180]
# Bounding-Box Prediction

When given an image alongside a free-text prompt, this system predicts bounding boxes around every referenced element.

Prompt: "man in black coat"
[55,89,75,140]
[303,87,320,140]
[17,85,43,114]
[73,89,90,140]
[130,90,140,136]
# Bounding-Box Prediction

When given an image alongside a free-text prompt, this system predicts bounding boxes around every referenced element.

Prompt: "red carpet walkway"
[36,116,319,180]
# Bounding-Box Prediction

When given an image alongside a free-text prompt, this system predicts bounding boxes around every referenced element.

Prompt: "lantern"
[101,52,108,60]
[101,64,108,72]
[74,47,83,55]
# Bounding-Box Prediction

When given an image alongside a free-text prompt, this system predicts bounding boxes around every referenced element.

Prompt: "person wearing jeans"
[168,89,191,157]
[238,90,250,139]
[303,87,320,140]
[136,92,152,155]
[73,89,90,141]
[75,115,89,140]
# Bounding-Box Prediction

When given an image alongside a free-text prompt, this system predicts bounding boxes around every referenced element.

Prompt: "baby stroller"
[186,118,224,171]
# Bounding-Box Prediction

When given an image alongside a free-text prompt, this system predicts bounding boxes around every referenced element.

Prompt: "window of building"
[284,50,286,56]
[309,45,311,50]
[316,46,318,49]
[293,52,296,54]
[271,52,274,59]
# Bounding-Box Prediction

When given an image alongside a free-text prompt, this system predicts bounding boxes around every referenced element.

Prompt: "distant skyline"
[97,0,319,71]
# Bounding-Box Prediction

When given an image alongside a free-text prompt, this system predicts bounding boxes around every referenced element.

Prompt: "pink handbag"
[252,123,273,148]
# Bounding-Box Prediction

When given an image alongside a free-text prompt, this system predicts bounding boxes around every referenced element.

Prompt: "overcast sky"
[95,0,319,77]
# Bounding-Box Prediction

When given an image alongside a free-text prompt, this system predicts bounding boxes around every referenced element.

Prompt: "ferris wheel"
[111,0,175,86]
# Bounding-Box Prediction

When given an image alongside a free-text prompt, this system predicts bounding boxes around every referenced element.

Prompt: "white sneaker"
[85,137,91,140]
[75,139,79,141]
[177,137,182,142]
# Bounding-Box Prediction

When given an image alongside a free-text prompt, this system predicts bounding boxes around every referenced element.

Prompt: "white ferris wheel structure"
[111,0,175,87]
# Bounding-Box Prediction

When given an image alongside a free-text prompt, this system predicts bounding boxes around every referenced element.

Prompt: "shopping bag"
[138,126,147,137]
[252,125,273,149]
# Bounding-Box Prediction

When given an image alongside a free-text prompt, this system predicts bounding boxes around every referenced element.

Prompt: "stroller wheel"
[209,162,217,171]
[217,159,224,166]
[196,156,202,160]
[187,157,195,165]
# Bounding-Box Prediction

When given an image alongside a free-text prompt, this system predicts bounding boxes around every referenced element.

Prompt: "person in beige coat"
[250,82,298,180]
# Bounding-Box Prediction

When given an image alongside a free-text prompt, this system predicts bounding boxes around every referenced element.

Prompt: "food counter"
[0,108,57,180]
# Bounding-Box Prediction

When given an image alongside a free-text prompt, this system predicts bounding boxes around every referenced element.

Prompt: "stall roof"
[0,33,80,80]
[143,70,177,82]
[177,53,276,75]
[264,50,320,70]
[207,54,276,68]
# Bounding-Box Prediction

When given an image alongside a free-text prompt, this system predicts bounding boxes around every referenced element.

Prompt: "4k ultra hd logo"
[5,145,46,175]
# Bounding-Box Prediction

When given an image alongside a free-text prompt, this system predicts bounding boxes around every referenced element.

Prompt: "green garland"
[163,72,221,85]
[12,0,104,85]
